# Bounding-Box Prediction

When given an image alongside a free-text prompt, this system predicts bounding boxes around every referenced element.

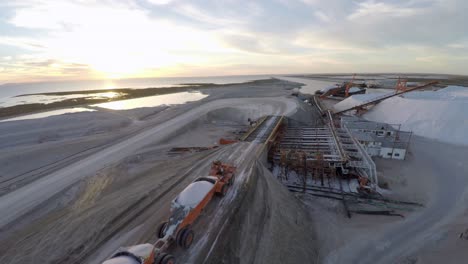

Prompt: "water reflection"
[0,92,124,108]
[92,91,208,110]
[278,77,337,95]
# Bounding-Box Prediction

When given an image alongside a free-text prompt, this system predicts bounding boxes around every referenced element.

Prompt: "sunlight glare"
[21,3,229,79]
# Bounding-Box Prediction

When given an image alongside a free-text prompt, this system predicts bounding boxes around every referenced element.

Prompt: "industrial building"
[341,116,412,160]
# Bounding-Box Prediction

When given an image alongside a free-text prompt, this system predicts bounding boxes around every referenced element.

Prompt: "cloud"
[295,0,468,52]
[23,59,59,67]
[220,34,267,54]
[147,0,175,5]
[1,0,467,81]
[173,3,246,27]
[0,54,97,82]
[0,37,46,50]
[447,42,468,49]
[2,0,233,79]
[314,11,331,23]
[219,33,290,54]
[348,1,420,20]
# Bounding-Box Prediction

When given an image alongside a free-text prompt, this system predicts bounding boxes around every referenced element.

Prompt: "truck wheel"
[161,254,176,264]
[177,228,195,249]
[228,175,235,186]
[218,184,228,196]
[157,253,176,264]
[157,221,168,238]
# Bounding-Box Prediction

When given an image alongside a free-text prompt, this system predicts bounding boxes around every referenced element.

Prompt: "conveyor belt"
[242,116,283,143]
[333,81,438,115]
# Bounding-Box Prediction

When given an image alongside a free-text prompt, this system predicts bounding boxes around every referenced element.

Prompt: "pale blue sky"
[0,0,467,82]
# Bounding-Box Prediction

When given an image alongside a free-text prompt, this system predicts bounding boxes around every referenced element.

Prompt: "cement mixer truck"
[103,161,236,264]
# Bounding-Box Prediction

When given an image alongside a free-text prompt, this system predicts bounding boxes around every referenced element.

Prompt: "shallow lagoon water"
[0,92,123,108]
[92,91,208,110]
[278,77,337,95]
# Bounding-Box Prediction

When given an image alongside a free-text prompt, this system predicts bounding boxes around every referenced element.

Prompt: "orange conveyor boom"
[333,81,439,115]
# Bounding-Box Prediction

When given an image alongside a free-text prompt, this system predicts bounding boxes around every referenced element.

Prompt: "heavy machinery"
[157,160,236,240]
[394,76,408,92]
[103,244,167,264]
[319,74,364,98]
[344,73,356,97]
[357,176,372,194]
[102,161,236,264]
[218,138,238,145]
[333,81,439,115]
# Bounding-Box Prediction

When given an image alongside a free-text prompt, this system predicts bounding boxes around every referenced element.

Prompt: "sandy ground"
[0,79,319,263]
[308,94,468,264]
[1,76,467,264]
[304,136,468,264]
[201,160,319,264]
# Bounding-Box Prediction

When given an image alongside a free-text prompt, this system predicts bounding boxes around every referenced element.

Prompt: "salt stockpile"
[333,92,386,112]
[333,86,468,146]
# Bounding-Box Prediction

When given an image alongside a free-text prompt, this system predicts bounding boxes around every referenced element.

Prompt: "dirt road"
[0,97,297,229]
[0,93,307,264]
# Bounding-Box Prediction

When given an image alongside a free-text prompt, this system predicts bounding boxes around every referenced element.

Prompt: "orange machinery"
[395,76,408,92]
[102,161,236,264]
[153,161,236,263]
[344,73,356,97]
[320,73,357,98]
[357,176,372,194]
[103,244,164,264]
[218,138,238,145]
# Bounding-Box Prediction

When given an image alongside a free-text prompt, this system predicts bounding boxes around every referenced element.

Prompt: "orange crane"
[320,74,357,99]
[344,73,356,97]
[319,84,341,99]
[395,76,408,92]
[333,81,439,115]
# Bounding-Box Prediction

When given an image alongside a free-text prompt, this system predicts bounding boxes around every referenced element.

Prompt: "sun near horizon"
[1,0,467,83]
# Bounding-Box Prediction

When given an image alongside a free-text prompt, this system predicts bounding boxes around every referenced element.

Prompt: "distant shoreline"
[2,73,466,120]
[0,78,277,119]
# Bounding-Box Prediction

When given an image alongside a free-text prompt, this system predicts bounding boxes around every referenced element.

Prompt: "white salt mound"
[175,180,214,208]
[349,87,361,93]
[320,85,339,93]
[333,93,389,112]
[335,86,468,146]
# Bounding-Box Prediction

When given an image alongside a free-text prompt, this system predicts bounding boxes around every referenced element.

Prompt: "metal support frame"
[269,115,377,187]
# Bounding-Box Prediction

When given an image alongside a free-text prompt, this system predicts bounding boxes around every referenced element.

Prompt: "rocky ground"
[0,79,320,264]
[1,76,467,264]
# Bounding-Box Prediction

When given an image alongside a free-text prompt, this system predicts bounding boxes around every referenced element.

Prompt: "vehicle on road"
[157,161,236,247]
[102,161,236,264]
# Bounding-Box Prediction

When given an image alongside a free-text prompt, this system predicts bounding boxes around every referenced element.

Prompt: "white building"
[341,116,411,160]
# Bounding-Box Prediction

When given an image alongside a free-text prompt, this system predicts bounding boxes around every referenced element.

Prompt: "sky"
[0,0,467,83]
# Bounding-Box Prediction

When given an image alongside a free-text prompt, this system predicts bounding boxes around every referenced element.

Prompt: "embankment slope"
[204,161,318,264]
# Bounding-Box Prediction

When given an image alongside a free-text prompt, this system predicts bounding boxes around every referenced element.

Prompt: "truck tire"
[228,174,235,186]
[156,253,176,264]
[177,228,195,249]
[218,184,228,197]
[157,221,168,238]
[161,254,176,264]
